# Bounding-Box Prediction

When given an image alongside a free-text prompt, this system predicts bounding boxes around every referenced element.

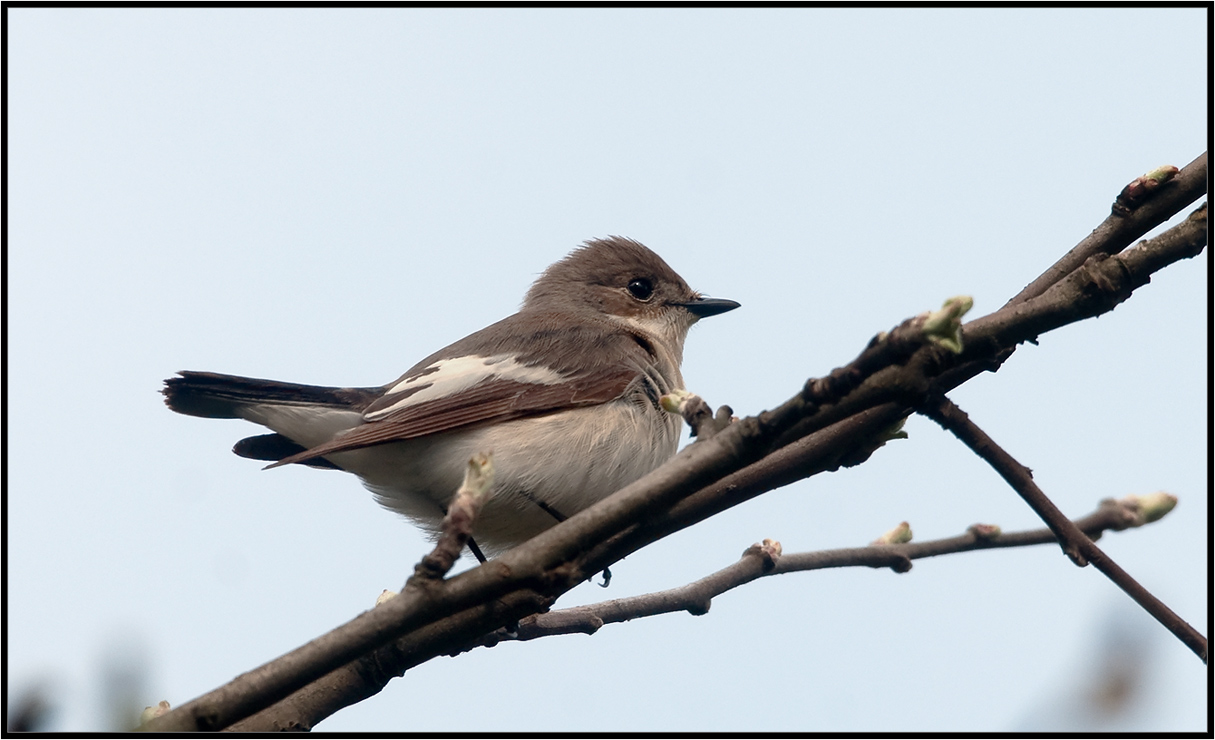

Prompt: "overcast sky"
[7,7,1208,732]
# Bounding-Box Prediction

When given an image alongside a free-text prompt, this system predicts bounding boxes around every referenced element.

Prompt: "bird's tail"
[162,371,380,469]
[162,371,377,418]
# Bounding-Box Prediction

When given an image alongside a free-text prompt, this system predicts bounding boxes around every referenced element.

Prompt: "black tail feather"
[233,433,344,470]
[162,371,380,419]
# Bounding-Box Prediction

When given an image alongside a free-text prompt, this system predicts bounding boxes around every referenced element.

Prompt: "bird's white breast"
[337,396,682,554]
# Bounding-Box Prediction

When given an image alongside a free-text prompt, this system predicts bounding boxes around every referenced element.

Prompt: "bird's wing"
[265,358,642,468]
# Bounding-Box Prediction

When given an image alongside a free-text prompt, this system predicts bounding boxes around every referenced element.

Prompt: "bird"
[163,236,739,558]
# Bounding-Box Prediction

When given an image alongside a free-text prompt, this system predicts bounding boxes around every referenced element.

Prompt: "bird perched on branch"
[163,236,738,557]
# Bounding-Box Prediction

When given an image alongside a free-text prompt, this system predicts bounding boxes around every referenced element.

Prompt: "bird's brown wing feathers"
[266,366,640,468]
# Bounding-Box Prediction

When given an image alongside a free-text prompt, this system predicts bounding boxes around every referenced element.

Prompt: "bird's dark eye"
[627,278,654,301]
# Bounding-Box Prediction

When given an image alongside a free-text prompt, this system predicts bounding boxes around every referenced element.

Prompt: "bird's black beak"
[681,296,741,318]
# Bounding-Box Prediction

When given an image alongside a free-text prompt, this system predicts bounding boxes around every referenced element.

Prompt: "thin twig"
[411,454,494,581]
[1006,152,1207,306]
[475,496,1172,644]
[919,395,1207,663]
[660,389,734,440]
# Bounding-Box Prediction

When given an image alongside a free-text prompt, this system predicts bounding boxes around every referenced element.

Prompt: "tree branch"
[1006,152,1207,306]
[919,395,1207,663]
[483,494,1180,644]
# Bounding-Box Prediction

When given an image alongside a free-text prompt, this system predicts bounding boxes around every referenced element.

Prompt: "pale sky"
[7,7,1208,732]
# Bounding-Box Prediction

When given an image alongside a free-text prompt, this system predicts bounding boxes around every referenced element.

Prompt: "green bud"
[139,701,171,726]
[923,296,974,354]
[872,521,913,545]
[660,389,695,414]
[1123,492,1178,524]
[1144,165,1179,184]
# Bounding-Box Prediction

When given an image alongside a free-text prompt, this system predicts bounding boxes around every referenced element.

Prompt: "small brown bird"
[164,237,738,556]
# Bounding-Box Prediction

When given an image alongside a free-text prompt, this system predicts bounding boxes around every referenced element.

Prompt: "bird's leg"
[467,537,488,564]
[519,490,612,587]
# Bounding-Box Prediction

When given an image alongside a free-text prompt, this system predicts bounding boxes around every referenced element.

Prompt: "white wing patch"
[367,354,567,421]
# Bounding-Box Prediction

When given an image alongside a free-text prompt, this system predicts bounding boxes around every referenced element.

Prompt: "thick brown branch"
[919,396,1207,663]
[228,588,551,732]
[577,406,911,582]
